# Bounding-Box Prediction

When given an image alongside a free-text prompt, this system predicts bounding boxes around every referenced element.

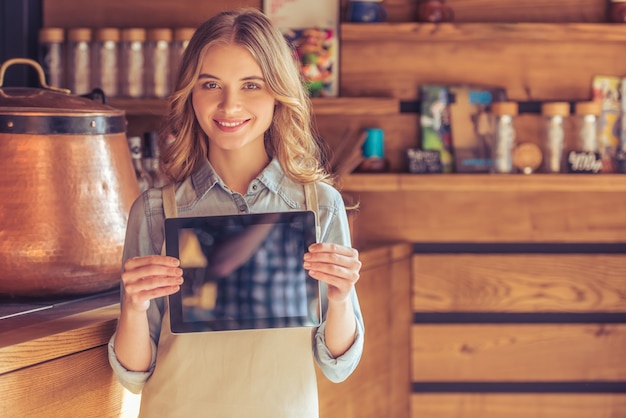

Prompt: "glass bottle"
[127,135,153,193]
[541,102,570,173]
[66,28,92,95]
[38,27,66,89]
[608,0,626,22]
[145,28,173,99]
[120,28,146,98]
[91,28,120,98]
[489,101,518,173]
[170,27,195,91]
[566,101,603,173]
[143,131,168,188]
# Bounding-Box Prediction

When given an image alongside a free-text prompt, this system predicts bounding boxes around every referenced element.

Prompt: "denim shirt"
[108,158,365,393]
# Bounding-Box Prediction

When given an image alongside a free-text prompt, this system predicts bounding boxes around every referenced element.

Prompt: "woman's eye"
[203,81,219,89]
[243,82,260,90]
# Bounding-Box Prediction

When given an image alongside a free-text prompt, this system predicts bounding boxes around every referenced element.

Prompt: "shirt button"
[252,184,258,191]
[240,207,246,212]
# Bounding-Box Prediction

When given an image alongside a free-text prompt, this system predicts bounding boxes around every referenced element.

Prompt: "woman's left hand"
[303,242,361,302]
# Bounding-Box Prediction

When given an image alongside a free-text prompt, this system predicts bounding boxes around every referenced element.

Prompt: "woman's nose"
[218,88,241,112]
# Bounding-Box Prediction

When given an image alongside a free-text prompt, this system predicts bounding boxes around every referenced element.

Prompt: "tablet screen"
[165,211,320,333]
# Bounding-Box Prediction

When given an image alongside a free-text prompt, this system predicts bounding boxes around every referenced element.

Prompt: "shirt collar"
[190,157,285,197]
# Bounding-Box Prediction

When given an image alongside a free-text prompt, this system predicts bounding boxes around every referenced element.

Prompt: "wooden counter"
[0,243,412,418]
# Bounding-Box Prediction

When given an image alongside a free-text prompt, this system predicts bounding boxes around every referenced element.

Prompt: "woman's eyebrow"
[197,73,265,81]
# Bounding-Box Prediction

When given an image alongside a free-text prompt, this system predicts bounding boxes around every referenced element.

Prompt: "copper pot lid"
[0,58,126,135]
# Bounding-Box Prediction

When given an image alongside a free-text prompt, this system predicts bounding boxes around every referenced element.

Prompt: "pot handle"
[0,57,71,94]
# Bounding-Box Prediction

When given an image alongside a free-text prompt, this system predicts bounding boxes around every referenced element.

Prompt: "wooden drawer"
[411,324,626,381]
[412,254,626,313]
[410,394,626,418]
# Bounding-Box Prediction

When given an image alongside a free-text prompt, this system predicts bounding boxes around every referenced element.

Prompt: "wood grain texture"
[340,27,626,101]
[411,394,626,418]
[317,243,412,418]
[43,0,261,27]
[0,305,118,374]
[346,188,626,245]
[412,254,626,312]
[411,324,626,381]
[0,346,127,418]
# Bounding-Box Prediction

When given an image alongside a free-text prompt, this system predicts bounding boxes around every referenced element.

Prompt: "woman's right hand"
[121,255,184,313]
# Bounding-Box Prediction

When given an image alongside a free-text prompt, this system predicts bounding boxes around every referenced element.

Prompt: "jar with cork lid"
[66,28,92,95]
[541,102,570,173]
[38,27,66,89]
[91,28,120,98]
[567,101,603,173]
[171,28,195,91]
[145,28,173,99]
[120,28,146,98]
[489,101,518,173]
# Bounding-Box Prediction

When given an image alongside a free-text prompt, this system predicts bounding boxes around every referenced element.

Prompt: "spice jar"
[609,0,626,22]
[145,28,173,99]
[66,28,92,95]
[541,102,570,173]
[489,101,518,173]
[171,28,195,91]
[120,28,146,98]
[567,101,603,173]
[417,0,454,23]
[38,27,66,89]
[91,28,120,98]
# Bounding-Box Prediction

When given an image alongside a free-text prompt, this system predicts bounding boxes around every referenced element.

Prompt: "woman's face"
[192,43,276,156]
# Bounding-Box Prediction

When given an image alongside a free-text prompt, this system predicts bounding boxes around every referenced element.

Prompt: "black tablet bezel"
[165,211,320,333]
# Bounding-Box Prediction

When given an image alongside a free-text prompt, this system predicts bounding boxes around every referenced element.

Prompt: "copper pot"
[0,58,139,298]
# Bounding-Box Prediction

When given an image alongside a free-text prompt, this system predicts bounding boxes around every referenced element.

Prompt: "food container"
[0,58,139,298]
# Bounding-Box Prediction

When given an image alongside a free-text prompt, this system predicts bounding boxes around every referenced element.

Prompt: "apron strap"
[161,183,177,256]
[304,182,321,242]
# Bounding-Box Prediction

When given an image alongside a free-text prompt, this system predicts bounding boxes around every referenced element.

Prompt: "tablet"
[165,211,320,333]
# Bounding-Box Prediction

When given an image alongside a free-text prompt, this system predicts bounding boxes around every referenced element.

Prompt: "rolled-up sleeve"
[313,289,365,383]
[108,332,157,394]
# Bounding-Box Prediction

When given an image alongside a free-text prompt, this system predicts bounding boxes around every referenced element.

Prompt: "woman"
[109,8,364,417]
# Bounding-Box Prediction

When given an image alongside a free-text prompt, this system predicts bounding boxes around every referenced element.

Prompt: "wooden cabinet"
[30,1,626,417]
[0,244,411,418]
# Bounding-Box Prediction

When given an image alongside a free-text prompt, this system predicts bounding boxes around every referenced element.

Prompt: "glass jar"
[145,28,173,99]
[91,28,120,98]
[573,101,601,152]
[66,28,92,95]
[120,28,146,98]
[609,0,626,22]
[567,101,603,173]
[489,101,518,173]
[170,27,195,91]
[38,27,66,89]
[541,102,570,173]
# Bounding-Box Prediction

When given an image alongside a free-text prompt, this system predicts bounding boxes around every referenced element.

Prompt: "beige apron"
[138,183,321,418]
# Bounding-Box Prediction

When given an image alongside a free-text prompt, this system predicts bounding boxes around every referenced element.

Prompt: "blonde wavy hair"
[159,8,332,186]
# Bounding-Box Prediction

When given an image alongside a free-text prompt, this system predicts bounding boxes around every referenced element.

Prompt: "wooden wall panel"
[410,394,626,418]
[0,346,127,418]
[340,36,626,101]
[348,189,626,245]
[43,0,261,27]
[44,0,607,28]
[316,243,412,418]
[411,324,626,381]
[412,254,626,312]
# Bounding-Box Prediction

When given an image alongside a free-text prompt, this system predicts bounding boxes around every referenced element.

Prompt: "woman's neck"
[209,149,270,195]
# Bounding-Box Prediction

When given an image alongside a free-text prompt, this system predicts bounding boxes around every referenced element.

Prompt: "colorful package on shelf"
[419,85,454,173]
[263,0,340,98]
[448,85,507,173]
[591,75,622,173]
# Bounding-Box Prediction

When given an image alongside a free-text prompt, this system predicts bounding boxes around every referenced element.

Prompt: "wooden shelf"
[108,97,400,116]
[339,173,626,193]
[341,22,626,43]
